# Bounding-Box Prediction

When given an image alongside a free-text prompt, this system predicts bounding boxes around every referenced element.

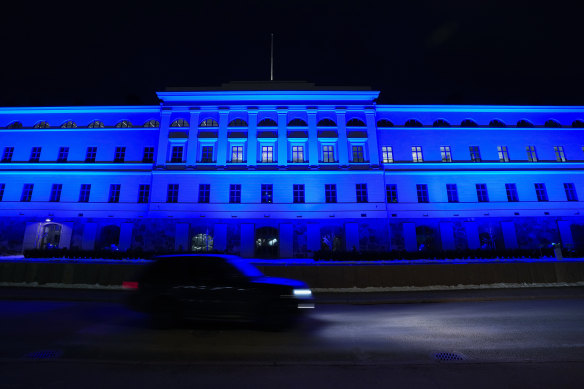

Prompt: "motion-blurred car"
[125,254,314,328]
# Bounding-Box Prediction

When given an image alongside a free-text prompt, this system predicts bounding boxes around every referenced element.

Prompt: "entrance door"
[39,224,62,249]
[255,227,279,258]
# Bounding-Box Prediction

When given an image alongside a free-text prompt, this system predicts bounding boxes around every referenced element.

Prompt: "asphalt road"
[1,288,584,388]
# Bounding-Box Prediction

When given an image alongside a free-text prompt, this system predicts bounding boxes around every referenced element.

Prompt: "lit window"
[88,120,105,128]
[171,146,184,163]
[114,147,126,162]
[115,120,133,128]
[7,121,23,129]
[440,146,452,162]
[108,184,121,203]
[229,184,241,203]
[143,120,159,128]
[142,147,154,163]
[292,146,304,163]
[198,184,210,203]
[564,183,578,201]
[322,145,335,163]
[231,145,244,163]
[61,120,77,129]
[30,147,41,162]
[534,183,548,202]
[554,146,566,162]
[261,146,273,163]
[416,184,429,203]
[386,184,398,203]
[476,184,489,202]
[201,146,214,163]
[2,147,14,162]
[505,184,519,202]
[85,147,97,163]
[199,118,218,127]
[167,184,179,203]
[382,146,394,163]
[170,119,189,127]
[57,147,69,162]
[412,146,423,162]
[79,184,91,202]
[49,184,62,202]
[498,146,510,162]
[293,184,305,203]
[21,184,34,202]
[325,184,337,203]
[34,121,50,129]
[446,184,459,203]
[138,184,150,203]
[526,146,538,162]
[352,145,364,163]
[356,183,368,203]
[261,184,273,204]
[469,146,481,162]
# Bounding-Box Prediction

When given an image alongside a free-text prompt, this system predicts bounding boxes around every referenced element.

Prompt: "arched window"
[61,120,77,128]
[516,119,534,128]
[346,118,366,127]
[143,119,159,128]
[88,120,105,128]
[258,118,278,127]
[433,119,450,127]
[115,120,133,128]
[489,119,506,127]
[544,119,561,128]
[170,118,189,127]
[317,118,336,127]
[34,121,50,129]
[199,118,218,127]
[461,119,478,127]
[228,118,248,127]
[6,121,23,129]
[404,119,423,127]
[376,119,393,127]
[572,119,584,128]
[288,118,307,127]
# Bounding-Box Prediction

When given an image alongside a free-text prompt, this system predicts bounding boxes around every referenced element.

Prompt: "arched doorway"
[98,225,120,250]
[38,223,62,249]
[192,232,214,252]
[255,227,279,258]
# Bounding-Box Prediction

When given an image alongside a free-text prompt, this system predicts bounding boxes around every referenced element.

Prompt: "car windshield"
[229,260,264,278]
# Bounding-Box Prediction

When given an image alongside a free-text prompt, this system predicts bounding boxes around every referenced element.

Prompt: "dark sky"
[2,0,583,106]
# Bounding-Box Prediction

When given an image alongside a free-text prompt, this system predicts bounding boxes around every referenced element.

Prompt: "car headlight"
[293,289,312,298]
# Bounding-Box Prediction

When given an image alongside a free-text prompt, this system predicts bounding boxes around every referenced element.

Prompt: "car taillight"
[122,281,139,290]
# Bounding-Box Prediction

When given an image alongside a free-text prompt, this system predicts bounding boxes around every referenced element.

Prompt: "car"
[125,254,314,328]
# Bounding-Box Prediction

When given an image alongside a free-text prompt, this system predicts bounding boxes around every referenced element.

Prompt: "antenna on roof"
[270,33,274,81]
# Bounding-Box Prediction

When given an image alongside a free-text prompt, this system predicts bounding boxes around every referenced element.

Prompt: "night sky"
[2,1,582,106]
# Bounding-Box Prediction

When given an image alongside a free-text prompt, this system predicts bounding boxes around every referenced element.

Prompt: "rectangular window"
[564,183,578,201]
[2,147,14,162]
[356,183,368,203]
[21,183,33,202]
[108,184,121,203]
[352,145,364,163]
[322,145,335,163]
[446,184,459,203]
[142,147,154,163]
[170,146,184,163]
[416,184,429,203]
[476,183,489,202]
[201,146,213,163]
[261,146,273,163]
[49,184,62,202]
[505,183,519,202]
[412,146,423,162]
[57,147,69,162]
[79,184,91,202]
[386,184,398,203]
[382,146,394,163]
[261,184,273,203]
[138,184,150,203]
[325,184,337,203]
[535,183,548,202]
[527,146,538,162]
[469,146,481,162]
[440,146,452,162]
[497,146,510,162]
[167,184,179,203]
[85,147,97,163]
[0,183,4,201]
[292,145,304,163]
[554,146,567,162]
[229,184,241,203]
[114,147,126,163]
[231,145,243,163]
[198,184,210,203]
[293,184,305,203]
[30,147,41,162]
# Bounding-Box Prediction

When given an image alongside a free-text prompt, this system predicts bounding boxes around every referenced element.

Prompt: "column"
[557,220,574,249]
[500,221,518,249]
[214,224,227,252]
[345,222,359,251]
[307,224,321,252]
[186,110,200,167]
[335,109,349,166]
[364,108,380,166]
[119,222,134,251]
[307,108,319,166]
[247,109,258,166]
[277,108,288,167]
[440,222,455,250]
[403,222,417,252]
[216,110,229,166]
[155,109,172,168]
[82,223,97,250]
[279,223,293,258]
[174,223,189,252]
[240,223,255,258]
[465,221,480,249]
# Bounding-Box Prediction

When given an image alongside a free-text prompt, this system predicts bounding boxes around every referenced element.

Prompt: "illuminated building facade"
[0,83,582,257]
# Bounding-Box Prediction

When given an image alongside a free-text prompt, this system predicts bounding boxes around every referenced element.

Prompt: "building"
[0,82,583,257]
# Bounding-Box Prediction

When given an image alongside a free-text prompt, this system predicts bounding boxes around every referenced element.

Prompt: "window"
[170,119,189,127]
[229,184,241,203]
[21,184,33,202]
[258,118,277,127]
[440,146,452,162]
[34,121,50,129]
[293,184,305,203]
[195,184,209,203]
[85,147,97,163]
[356,183,368,203]
[412,146,423,162]
[228,119,247,127]
[386,184,398,203]
[461,119,478,127]
[476,184,489,202]
[231,145,243,163]
[322,145,335,163]
[325,184,337,203]
[61,120,77,128]
[138,184,150,203]
[57,147,69,162]
[489,119,506,128]
[469,146,481,162]
[382,146,393,163]
[88,120,105,128]
[143,120,159,128]
[416,184,429,203]
[377,119,393,127]
[292,146,304,163]
[2,147,14,162]
[446,184,459,203]
[261,184,273,204]
[201,146,214,163]
[498,146,510,162]
[505,184,519,202]
[30,147,41,162]
[115,120,133,128]
[352,145,364,163]
[526,146,538,162]
[200,118,218,127]
[114,147,126,162]
[79,184,91,202]
[7,121,23,129]
[0,183,4,201]
[288,118,307,127]
[261,146,273,163]
[49,184,62,202]
[433,119,450,127]
[317,118,336,127]
[564,183,578,201]
[167,184,179,203]
[142,147,154,163]
[405,119,423,127]
[554,146,566,162]
[170,146,184,163]
[108,184,121,203]
[346,118,366,127]
[535,183,548,202]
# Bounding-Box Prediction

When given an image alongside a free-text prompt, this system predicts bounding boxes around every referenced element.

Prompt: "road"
[1,288,584,388]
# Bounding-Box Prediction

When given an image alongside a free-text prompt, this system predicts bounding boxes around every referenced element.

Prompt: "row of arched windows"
[378,118,584,128]
[4,119,161,129]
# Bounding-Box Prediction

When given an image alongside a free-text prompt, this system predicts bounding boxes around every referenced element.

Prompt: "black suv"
[126,254,314,328]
